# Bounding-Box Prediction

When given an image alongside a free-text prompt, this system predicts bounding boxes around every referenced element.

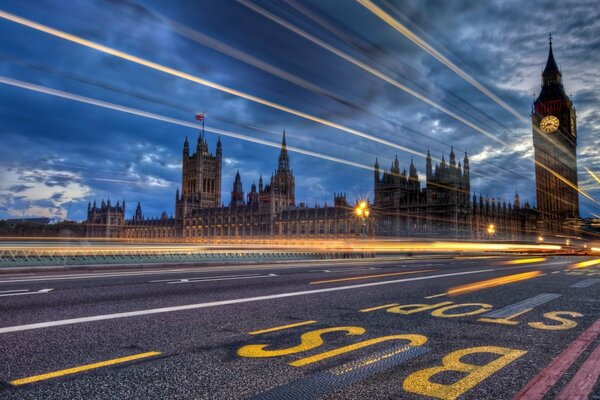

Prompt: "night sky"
[0,0,599,221]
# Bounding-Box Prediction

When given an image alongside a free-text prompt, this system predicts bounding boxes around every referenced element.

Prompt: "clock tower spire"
[532,34,579,231]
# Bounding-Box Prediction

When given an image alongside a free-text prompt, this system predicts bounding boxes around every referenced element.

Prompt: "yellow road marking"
[248,320,317,335]
[310,269,437,285]
[359,303,399,313]
[289,334,427,367]
[10,352,161,386]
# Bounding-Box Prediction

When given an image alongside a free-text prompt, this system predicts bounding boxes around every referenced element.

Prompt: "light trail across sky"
[0,8,594,210]
[357,0,577,164]
[238,0,506,146]
[0,75,475,197]
[358,0,529,125]
[0,9,426,160]
[238,0,598,209]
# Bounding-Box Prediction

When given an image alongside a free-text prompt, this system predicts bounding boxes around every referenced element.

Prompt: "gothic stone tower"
[532,35,578,226]
[176,134,222,218]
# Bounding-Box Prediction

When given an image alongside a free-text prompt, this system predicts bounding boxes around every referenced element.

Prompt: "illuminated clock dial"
[540,115,559,133]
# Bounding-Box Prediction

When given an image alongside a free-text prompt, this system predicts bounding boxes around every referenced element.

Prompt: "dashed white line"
[0,288,53,297]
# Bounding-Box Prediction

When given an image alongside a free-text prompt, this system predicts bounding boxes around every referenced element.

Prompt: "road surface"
[1,255,599,399]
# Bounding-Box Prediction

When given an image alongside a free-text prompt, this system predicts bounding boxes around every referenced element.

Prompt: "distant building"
[87,36,582,241]
[5,217,51,225]
[373,148,537,239]
[89,131,370,241]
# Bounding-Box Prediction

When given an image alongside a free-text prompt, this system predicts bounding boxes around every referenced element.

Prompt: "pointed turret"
[426,149,432,180]
[542,33,561,86]
[277,130,290,173]
[230,170,244,206]
[449,146,456,167]
[183,136,190,158]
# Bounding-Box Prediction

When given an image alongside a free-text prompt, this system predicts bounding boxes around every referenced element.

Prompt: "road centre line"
[514,317,600,399]
[310,267,380,273]
[0,268,493,334]
[150,273,264,282]
[0,288,53,297]
[10,351,162,386]
[310,269,438,285]
[0,289,29,294]
[165,274,278,284]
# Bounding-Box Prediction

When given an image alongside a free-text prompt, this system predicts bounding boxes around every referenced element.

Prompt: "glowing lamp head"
[486,224,496,235]
[537,236,544,242]
[355,208,363,217]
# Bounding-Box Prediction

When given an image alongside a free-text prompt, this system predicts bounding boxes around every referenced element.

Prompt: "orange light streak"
[502,257,547,265]
[570,259,600,269]
[446,271,542,296]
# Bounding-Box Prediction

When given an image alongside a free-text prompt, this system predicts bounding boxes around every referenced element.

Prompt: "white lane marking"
[0,289,29,294]
[0,268,492,334]
[310,267,380,273]
[0,288,53,297]
[150,273,263,283]
[0,269,192,283]
[163,274,278,284]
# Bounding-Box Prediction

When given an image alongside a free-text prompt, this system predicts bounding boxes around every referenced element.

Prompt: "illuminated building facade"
[532,36,579,231]
[373,149,538,239]
[87,132,370,241]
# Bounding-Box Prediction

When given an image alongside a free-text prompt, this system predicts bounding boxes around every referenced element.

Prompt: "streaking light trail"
[238,0,505,146]
[239,1,600,209]
[445,271,542,296]
[0,75,474,197]
[0,75,389,176]
[358,0,528,125]
[0,9,426,160]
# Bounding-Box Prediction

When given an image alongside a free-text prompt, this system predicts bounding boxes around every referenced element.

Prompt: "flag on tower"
[195,113,205,121]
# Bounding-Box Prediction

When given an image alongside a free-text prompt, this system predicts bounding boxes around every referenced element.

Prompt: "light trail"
[0,75,379,173]
[502,257,547,265]
[238,0,505,146]
[240,1,598,209]
[585,167,600,185]
[1,9,592,210]
[0,75,476,197]
[445,271,542,296]
[570,259,600,269]
[358,0,577,165]
[358,0,528,125]
[0,9,426,160]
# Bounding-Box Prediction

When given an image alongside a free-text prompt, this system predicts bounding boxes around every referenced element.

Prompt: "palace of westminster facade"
[86,39,579,241]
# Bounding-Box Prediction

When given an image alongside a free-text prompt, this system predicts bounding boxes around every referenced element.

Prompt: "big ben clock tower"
[532,34,579,229]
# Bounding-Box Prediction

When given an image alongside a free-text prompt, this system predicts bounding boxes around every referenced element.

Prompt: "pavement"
[0,255,599,399]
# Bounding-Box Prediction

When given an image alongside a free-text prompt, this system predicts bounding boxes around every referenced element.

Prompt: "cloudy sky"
[0,0,599,221]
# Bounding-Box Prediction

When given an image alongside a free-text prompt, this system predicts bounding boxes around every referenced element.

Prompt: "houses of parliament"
[86,38,579,241]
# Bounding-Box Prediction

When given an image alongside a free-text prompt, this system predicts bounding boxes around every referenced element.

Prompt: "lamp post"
[355,200,370,238]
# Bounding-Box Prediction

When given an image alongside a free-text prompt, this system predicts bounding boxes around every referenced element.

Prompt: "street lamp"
[486,224,496,235]
[355,200,370,238]
[537,236,544,242]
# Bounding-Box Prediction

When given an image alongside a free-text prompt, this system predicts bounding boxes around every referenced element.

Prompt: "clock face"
[540,115,559,133]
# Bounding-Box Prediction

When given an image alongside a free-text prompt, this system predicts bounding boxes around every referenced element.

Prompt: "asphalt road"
[0,255,599,399]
